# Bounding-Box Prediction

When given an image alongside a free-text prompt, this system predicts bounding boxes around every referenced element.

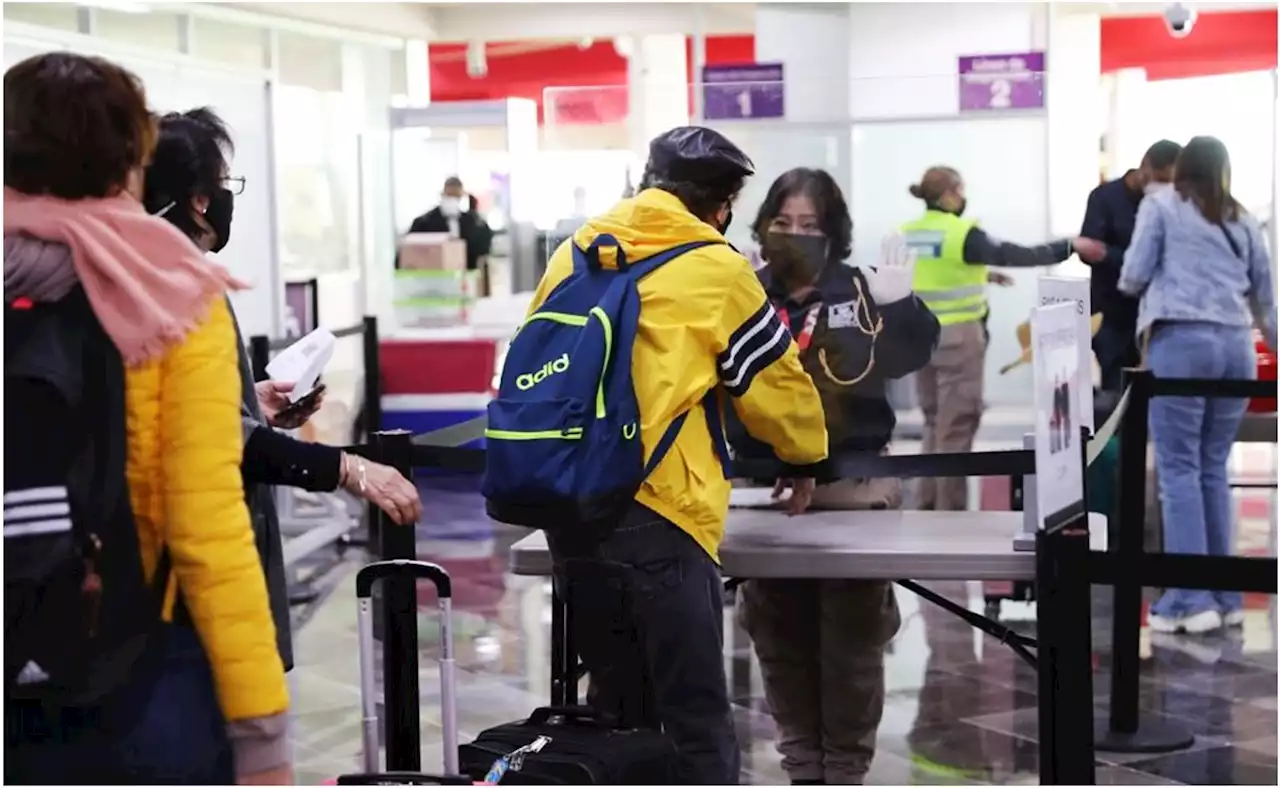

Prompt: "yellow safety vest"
[901,210,987,326]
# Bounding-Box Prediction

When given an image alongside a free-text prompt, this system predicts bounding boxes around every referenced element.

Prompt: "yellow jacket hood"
[572,188,727,266]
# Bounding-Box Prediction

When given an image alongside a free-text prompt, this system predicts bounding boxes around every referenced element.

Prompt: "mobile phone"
[277,383,326,422]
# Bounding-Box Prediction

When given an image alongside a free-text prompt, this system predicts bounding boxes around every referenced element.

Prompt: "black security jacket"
[726,262,940,480]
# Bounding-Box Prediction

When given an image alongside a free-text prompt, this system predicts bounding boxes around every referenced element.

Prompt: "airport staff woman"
[903,166,1105,511]
[730,167,940,785]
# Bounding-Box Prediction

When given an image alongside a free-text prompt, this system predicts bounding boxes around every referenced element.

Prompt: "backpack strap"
[643,388,734,480]
[701,388,733,477]
[573,236,723,277]
[626,241,721,282]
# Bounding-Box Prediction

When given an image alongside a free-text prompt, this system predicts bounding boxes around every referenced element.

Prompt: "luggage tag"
[482,736,551,784]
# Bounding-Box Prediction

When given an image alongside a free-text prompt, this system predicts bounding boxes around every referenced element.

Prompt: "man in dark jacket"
[1081,140,1182,392]
[403,176,494,281]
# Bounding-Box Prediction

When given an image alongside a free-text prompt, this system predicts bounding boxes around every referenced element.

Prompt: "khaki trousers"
[915,321,986,511]
[738,477,903,784]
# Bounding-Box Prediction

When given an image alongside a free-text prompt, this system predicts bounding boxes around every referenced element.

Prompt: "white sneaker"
[1182,610,1225,634]
[1147,610,1224,635]
[1223,610,1246,627]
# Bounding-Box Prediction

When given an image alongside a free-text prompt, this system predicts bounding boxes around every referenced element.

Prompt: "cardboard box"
[399,232,466,271]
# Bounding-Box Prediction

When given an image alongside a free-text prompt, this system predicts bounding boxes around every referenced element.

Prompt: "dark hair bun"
[908,184,925,199]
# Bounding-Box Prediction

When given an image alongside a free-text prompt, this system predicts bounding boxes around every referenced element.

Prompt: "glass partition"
[537,78,1061,406]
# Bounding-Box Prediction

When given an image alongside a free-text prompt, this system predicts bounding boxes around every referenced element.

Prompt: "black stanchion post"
[361,317,383,551]
[1035,511,1096,785]
[371,429,421,772]
[1096,370,1193,753]
[1111,369,1148,733]
[362,316,382,441]
[249,334,271,383]
[550,576,572,707]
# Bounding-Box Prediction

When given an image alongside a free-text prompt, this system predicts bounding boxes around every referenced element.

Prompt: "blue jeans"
[1147,322,1254,619]
[5,625,234,785]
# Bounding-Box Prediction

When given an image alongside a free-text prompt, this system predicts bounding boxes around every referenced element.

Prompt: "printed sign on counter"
[1039,276,1093,432]
[702,63,785,121]
[1032,301,1084,528]
[958,51,1045,112]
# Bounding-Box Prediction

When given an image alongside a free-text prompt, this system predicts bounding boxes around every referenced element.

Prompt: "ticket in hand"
[265,327,335,403]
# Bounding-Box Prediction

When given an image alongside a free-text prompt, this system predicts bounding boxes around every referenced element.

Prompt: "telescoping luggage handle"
[355,560,458,776]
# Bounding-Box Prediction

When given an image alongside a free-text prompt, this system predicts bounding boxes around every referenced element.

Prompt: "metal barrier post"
[371,429,421,772]
[249,334,271,382]
[362,316,383,441]
[1036,511,1096,785]
[1097,369,1193,753]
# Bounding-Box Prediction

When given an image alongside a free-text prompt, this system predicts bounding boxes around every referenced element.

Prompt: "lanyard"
[775,302,822,352]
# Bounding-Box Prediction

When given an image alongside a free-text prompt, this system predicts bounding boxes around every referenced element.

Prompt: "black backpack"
[4,287,169,706]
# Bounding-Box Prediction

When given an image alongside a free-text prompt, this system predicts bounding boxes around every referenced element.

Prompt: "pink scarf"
[4,188,247,365]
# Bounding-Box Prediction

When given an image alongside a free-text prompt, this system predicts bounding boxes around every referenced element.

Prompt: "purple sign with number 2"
[958,52,1045,112]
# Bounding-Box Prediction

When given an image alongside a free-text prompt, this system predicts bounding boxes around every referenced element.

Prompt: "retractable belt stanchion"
[1096,369,1195,753]
[1034,427,1096,786]
[249,334,271,383]
[1095,369,1279,754]
[1036,504,1095,785]
[370,430,422,772]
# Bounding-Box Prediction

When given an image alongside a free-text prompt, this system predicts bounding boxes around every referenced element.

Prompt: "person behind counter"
[1119,135,1276,635]
[728,167,940,785]
[144,108,423,672]
[403,176,495,293]
[1081,140,1182,394]
[902,166,1105,512]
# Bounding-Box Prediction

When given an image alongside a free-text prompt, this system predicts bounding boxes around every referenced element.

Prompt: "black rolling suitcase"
[458,561,679,784]
[336,560,469,785]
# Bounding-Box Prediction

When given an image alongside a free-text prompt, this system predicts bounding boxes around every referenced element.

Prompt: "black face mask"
[953,197,967,218]
[205,188,235,253]
[762,232,829,289]
[718,209,734,235]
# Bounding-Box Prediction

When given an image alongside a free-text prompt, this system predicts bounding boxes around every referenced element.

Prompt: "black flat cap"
[646,126,755,185]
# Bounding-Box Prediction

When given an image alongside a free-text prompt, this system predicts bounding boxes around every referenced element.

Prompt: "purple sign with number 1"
[958,52,1045,112]
[702,63,785,121]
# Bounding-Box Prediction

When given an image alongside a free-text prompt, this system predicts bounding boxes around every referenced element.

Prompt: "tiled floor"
[287,459,1277,785]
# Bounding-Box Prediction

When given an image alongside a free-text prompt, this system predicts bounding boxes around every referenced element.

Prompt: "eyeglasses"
[223,176,246,196]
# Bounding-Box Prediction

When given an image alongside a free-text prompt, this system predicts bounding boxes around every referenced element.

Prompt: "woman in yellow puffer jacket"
[4,53,290,784]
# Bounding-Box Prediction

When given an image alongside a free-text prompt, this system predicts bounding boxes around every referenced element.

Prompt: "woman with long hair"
[4,53,290,783]
[730,167,939,784]
[1120,135,1277,635]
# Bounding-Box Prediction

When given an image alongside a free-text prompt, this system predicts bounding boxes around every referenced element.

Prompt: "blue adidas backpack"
[483,234,731,529]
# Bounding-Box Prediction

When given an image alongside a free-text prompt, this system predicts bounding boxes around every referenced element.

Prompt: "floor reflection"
[289,472,1277,786]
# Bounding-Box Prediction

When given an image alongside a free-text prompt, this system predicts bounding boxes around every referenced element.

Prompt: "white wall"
[754,3,850,122]
[1046,7,1103,246]
[629,34,691,156]
[3,24,283,338]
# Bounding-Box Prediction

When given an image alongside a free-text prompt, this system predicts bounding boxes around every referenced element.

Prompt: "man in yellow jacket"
[533,127,828,784]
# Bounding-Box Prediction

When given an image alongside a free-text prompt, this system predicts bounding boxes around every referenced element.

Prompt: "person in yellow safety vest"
[901,166,1105,511]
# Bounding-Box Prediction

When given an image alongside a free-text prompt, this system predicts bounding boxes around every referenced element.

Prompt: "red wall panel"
[429,35,755,125]
[1101,9,1277,80]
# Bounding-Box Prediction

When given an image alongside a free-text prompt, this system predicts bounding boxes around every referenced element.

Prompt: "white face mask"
[440,196,461,217]
[1144,182,1172,196]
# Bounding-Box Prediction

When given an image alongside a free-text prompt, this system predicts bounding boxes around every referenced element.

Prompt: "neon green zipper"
[588,306,612,418]
[485,428,583,440]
